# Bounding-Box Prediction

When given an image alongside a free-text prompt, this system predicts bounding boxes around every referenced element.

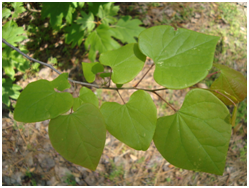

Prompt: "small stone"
[85,175,96,186]
[11,171,23,184]
[41,157,55,170]
[43,142,51,151]
[35,122,41,131]
[42,120,50,127]
[3,176,16,185]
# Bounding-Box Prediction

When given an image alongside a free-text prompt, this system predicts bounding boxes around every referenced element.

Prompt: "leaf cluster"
[2,2,247,176]
[2,2,30,107]
[12,24,247,176]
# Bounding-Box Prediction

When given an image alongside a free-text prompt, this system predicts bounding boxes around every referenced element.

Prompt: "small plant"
[64,174,77,186]
[106,161,124,183]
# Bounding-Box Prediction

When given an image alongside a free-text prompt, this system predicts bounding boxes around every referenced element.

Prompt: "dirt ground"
[2,2,247,186]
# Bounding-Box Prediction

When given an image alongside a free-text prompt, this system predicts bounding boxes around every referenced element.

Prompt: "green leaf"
[49,103,106,170]
[85,24,120,62]
[154,89,231,175]
[41,3,75,29]
[2,46,30,78]
[111,16,145,43]
[64,23,85,47]
[100,90,157,150]
[2,78,22,107]
[210,63,247,105]
[77,2,85,8]
[14,79,73,123]
[76,11,95,32]
[2,46,15,78]
[2,8,11,19]
[2,20,27,47]
[116,84,123,88]
[73,87,99,111]
[99,43,146,84]
[87,2,108,15]
[12,47,30,73]
[51,73,71,91]
[100,72,111,79]
[82,62,104,83]
[11,2,26,18]
[97,2,119,25]
[138,25,219,89]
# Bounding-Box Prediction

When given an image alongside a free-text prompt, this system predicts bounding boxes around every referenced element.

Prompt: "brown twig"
[153,91,177,112]
[206,71,220,78]
[117,90,125,104]
[133,64,154,87]
[2,38,100,88]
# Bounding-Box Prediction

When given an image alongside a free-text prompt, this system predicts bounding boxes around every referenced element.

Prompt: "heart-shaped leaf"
[14,74,73,123]
[73,87,99,111]
[49,103,106,170]
[210,63,247,105]
[100,90,157,150]
[99,43,146,84]
[110,15,145,43]
[138,25,219,89]
[154,89,231,175]
[82,62,104,83]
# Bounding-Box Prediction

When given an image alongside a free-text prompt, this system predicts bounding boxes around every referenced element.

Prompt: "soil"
[2,2,247,186]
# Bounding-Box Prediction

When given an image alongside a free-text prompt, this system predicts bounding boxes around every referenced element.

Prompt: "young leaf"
[71,2,84,8]
[87,2,108,15]
[11,2,26,18]
[85,24,120,62]
[51,73,71,91]
[64,23,85,47]
[11,47,30,73]
[100,90,157,151]
[111,16,145,43]
[41,2,75,29]
[97,2,119,25]
[2,20,27,47]
[210,63,247,105]
[138,25,219,89]
[49,103,106,171]
[2,8,11,19]
[14,78,73,123]
[73,87,99,111]
[2,46,16,78]
[2,78,22,107]
[99,43,146,84]
[82,62,104,83]
[76,11,95,32]
[154,89,231,175]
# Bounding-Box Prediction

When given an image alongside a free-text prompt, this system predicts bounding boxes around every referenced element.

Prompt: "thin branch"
[2,38,169,93]
[117,90,125,104]
[152,91,177,112]
[133,63,154,87]
[2,38,100,88]
[206,71,220,78]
